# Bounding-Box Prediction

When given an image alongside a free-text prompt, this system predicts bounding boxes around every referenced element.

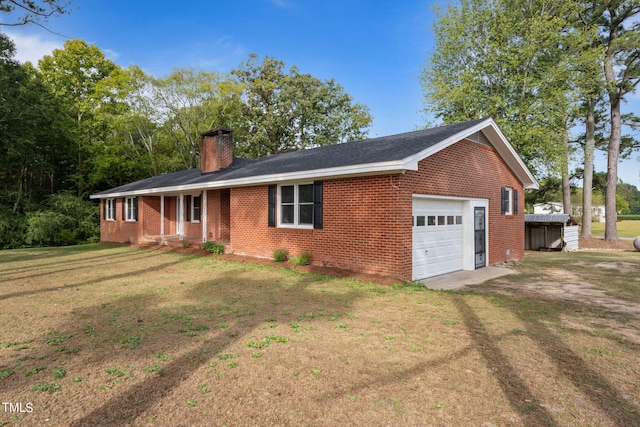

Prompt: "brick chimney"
[200,128,233,173]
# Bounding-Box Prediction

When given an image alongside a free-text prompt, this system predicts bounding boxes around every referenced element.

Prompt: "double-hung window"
[501,187,518,215]
[279,183,314,227]
[191,195,201,223]
[125,197,138,221]
[105,198,116,221]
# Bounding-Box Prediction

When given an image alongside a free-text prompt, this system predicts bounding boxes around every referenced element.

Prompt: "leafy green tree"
[617,182,640,214]
[88,65,181,189]
[25,193,98,246]
[421,0,602,193]
[231,53,372,157]
[38,39,120,197]
[151,68,245,169]
[0,32,69,212]
[589,0,640,240]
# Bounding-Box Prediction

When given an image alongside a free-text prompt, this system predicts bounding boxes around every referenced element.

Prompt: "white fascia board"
[402,118,495,169]
[89,160,407,199]
[481,119,539,189]
[402,118,539,190]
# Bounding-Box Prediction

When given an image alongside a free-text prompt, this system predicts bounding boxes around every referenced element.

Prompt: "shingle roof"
[92,118,536,198]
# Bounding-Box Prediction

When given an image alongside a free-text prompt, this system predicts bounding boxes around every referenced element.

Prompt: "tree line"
[0,34,372,248]
[421,0,640,241]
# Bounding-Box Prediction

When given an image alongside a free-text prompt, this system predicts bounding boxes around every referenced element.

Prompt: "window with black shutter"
[313,181,323,229]
[268,185,276,227]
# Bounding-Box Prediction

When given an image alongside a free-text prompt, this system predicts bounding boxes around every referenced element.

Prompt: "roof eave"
[403,118,539,190]
[89,160,408,199]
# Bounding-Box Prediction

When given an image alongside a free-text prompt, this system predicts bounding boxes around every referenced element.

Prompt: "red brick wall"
[229,176,407,278]
[142,197,161,236]
[205,189,231,241]
[99,198,142,243]
[228,138,524,280]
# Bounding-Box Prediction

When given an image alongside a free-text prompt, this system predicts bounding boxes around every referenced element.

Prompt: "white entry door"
[412,198,464,280]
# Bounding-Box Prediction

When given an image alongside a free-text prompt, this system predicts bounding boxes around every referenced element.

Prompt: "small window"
[427,216,436,226]
[416,216,426,226]
[438,216,445,225]
[455,216,462,225]
[106,198,116,221]
[447,216,454,225]
[191,195,201,223]
[126,197,138,222]
[502,187,515,215]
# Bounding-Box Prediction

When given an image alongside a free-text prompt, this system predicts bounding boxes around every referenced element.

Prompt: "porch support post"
[179,193,184,240]
[160,195,165,238]
[202,190,207,243]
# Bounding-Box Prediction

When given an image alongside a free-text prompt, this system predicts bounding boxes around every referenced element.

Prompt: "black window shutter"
[513,190,519,215]
[186,195,191,222]
[133,197,139,221]
[122,198,125,220]
[268,185,276,227]
[103,200,106,220]
[313,181,323,229]
[501,188,508,215]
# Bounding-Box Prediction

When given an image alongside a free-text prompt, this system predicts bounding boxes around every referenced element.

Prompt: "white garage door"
[412,198,464,280]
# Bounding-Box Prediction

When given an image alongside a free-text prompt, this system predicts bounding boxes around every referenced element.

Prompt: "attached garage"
[412,196,488,281]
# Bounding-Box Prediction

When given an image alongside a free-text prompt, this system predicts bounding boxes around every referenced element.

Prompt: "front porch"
[140,190,230,246]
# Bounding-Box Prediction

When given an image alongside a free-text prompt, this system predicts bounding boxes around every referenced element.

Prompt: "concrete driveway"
[420,265,517,291]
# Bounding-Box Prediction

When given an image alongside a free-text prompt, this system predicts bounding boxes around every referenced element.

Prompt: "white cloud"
[3,30,63,64]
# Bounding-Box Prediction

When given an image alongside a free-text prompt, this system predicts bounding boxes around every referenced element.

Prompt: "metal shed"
[525,214,579,251]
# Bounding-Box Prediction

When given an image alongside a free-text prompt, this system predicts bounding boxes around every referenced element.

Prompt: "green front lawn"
[1,245,639,426]
[586,220,640,238]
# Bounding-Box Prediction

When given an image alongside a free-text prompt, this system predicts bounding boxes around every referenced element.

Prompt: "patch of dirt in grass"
[579,237,638,251]
[474,243,640,344]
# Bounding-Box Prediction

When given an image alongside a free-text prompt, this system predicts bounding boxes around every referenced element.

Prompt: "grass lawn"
[1,245,639,426]
[587,220,640,239]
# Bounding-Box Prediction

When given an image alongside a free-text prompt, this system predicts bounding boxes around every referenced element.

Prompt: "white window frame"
[277,183,314,229]
[106,198,116,221]
[191,195,201,223]
[126,197,137,222]
[505,188,513,215]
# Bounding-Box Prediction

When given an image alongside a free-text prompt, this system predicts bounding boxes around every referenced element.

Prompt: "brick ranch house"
[90,118,538,281]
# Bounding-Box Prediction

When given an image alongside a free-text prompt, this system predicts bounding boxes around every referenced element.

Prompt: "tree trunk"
[580,98,595,238]
[603,22,620,242]
[604,96,620,242]
[561,126,571,215]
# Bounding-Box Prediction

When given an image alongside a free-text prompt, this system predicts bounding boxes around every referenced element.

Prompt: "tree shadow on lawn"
[0,247,168,283]
[17,268,358,426]
[328,292,640,427]
[0,250,180,301]
[0,245,139,280]
[0,243,115,266]
[453,294,640,427]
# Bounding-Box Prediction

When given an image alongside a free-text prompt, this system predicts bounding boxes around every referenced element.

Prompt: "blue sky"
[3,0,639,189]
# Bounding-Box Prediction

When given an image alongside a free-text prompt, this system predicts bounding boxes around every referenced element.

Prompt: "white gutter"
[89,160,409,199]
